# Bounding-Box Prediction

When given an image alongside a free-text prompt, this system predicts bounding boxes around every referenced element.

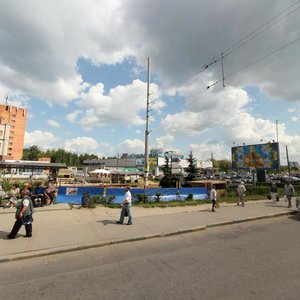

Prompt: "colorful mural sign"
[231,143,280,170]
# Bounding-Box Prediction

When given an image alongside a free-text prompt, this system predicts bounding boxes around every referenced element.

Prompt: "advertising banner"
[232,142,280,170]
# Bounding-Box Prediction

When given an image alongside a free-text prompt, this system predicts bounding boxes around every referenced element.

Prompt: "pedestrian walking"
[116,186,133,225]
[237,181,246,207]
[269,182,278,204]
[210,185,217,212]
[7,189,34,239]
[284,180,295,208]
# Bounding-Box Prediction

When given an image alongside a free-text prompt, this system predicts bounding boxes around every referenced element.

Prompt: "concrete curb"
[0,207,70,215]
[0,210,296,264]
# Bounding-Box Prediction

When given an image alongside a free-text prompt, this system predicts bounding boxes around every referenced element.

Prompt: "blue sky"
[0,0,300,163]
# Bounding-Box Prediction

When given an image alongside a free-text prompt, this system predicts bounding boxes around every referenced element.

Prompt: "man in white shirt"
[210,185,217,212]
[116,186,133,225]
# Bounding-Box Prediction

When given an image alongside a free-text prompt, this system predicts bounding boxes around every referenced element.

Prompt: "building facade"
[0,104,27,160]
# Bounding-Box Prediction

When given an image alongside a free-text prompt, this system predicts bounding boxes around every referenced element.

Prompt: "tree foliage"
[218,159,232,173]
[22,145,99,167]
[185,151,198,181]
[160,156,172,187]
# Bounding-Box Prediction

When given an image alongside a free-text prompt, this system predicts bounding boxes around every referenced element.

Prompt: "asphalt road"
[0,215,299,300]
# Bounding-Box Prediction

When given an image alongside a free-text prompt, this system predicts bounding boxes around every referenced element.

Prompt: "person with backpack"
[7,189,34,239]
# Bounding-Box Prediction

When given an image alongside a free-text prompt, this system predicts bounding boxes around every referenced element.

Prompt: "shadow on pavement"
[0,231,9,239]
[288,214,300,222]
[97,220,117,226]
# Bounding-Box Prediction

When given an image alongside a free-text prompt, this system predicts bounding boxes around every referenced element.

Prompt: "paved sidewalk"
[0,200,298,263]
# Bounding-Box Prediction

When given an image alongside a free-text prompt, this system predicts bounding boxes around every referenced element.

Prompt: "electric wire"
[223,0,300,56]
[150,0,300,100]
[146,2,300,147]
[208,36,300,90]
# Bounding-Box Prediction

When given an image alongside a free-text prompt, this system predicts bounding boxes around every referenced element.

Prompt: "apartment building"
[0,104,27,160]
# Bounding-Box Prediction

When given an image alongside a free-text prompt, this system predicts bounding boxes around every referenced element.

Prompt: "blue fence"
[56,186,209,205]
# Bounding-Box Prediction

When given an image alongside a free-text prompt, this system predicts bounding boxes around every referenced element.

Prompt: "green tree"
[185,151,198,181]
[22,146,99,167]
[22,145,42,160]
[159,156,173,187]
[218,159,232,173]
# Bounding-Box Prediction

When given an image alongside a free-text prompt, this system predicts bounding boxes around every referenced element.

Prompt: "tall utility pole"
[286,145,291,176]
[276,120,279,143]
[144,57,151,190]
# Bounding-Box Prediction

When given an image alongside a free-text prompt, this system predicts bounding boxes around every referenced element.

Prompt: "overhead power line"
[223,0,300,57]
[207,35,300,90]
[157,0,300,94]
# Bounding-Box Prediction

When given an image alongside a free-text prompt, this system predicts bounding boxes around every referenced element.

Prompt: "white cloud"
[154,134,175,149]
[66,110,82,123]
[2,1,300,162]
[45,119,61,128]
[118,139,144,154]
[64,137,99,153]
[76,80,162,128]
[189,142,227,161]
[0,0,136,106]
[24,130,58,149]
[160,86,251,136]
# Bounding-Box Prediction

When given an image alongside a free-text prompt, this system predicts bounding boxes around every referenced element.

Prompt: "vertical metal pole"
[221,53,225,88]
[170,153,172,187]
[144,57,151,190]
[275,120,280,173]
[276,120,279,143]
[286,145,291,176]
[211,152,214,176]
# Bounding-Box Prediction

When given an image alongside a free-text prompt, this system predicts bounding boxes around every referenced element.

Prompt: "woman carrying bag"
[7,189,34,239]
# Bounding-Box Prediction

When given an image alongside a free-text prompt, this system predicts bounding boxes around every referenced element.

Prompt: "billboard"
[231,143,280,170]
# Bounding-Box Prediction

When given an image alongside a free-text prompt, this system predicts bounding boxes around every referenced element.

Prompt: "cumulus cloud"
[2,1,300,161]
[123,0,300,102]
[189,142,227,161]
[0,0,136,106]
[66,110,82,123]
[64,137,99,153]
[45,119,61,128]
[118,139,145,154]
[75,80,162,127]
[160,86,251,136]
[24,130,58,149]
[154,134,175,150]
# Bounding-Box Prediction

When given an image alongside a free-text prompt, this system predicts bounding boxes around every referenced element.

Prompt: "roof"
[0,160,66,169]
[89,169,111,174]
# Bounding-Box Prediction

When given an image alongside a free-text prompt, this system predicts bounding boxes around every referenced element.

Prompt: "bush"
[155,193,161,203]
[134,193,150,204]
[186,193,194,201]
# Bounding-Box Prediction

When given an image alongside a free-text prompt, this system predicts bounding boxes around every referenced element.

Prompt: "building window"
[9,142,13,145]
[10,125,15,128]
[12,114,16,117]
[9,136,13,139]
[11,119,16,123]
[0,130,3,137]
